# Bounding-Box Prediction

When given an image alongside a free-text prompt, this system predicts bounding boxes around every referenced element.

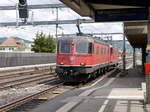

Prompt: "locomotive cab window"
[76,41,90,54]
[59,40,71,54]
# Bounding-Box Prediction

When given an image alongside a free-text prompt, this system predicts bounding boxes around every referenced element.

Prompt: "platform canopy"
[60,0,149,48]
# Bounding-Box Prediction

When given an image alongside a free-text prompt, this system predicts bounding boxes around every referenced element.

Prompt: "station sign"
[95,8,149,22]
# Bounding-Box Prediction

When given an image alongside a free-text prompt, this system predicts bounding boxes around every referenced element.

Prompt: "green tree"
[31,32,56,53]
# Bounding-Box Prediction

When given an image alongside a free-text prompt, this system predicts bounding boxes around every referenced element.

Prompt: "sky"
[0,0,123,41]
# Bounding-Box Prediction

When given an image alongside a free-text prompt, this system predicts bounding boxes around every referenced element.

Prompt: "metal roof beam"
[0,19,94,27]
[0,4,66,10]
[85,0,149,7]
[59,0,94,17]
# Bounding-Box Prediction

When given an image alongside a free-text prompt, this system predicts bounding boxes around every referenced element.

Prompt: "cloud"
[0,0,17,6]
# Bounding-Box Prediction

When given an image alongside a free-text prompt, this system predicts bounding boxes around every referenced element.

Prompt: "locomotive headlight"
[60,62,64,65]
[80,62,86,66]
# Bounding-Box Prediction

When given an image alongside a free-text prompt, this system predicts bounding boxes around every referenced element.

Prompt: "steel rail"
[0,69,53,80]
[0,72,56,86]
[0,69,52,80]
[0,73,58,90]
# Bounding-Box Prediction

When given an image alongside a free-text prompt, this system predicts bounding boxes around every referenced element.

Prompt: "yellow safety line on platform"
[52,90,62,94]
[38,97,48,101]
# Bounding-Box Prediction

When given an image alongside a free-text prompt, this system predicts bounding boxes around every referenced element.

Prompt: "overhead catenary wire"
[7,0,17,4]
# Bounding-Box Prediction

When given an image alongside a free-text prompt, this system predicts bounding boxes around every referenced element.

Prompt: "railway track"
[0,65,55,80]
[0,73,58,90]
[0,64,57,90]
[0,69,51,80]
[117,57,132,68]
[0,83,62,112]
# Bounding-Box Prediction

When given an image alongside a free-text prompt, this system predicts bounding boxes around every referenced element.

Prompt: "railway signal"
[18,0,29,23]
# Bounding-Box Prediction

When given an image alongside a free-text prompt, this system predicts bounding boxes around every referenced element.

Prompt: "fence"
[0,52,56,67]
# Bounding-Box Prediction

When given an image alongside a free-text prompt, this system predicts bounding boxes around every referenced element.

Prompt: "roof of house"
[0,37,20,47]
[0,37,32,44]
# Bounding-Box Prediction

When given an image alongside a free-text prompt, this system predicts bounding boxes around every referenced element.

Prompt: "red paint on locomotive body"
[56,36,119,82]
[57,54,93,66]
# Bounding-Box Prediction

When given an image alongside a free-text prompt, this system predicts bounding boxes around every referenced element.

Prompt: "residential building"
[0,37,32,52]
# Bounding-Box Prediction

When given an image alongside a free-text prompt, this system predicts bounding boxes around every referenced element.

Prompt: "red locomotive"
[56,36,119,82]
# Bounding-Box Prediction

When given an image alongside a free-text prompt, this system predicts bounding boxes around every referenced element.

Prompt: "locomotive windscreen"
[76,41,93,54]
[58,39,93,54]
[59,40,71,54]
[76,41,88,54]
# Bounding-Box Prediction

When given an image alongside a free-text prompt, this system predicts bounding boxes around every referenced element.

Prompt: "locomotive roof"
[59,35,110,46]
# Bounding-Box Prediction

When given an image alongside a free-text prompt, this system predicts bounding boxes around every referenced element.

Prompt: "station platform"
[28,66,147,112]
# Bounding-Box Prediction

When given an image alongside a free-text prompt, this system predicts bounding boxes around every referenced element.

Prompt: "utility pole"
[133,48,136,68]
[142,46,146,72]
[55,8,58,40]
[16,3,19,27]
